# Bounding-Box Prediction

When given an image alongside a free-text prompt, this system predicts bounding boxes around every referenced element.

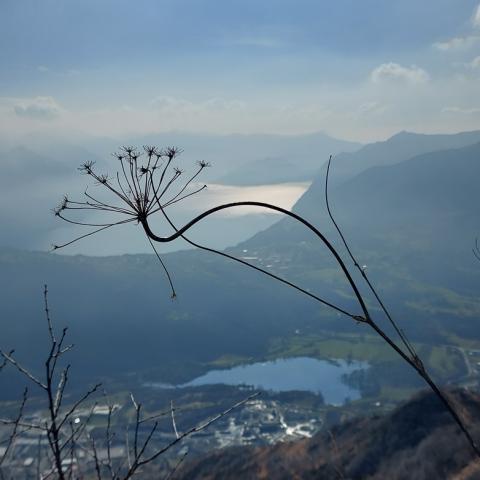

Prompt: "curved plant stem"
[55,146,480,456]
[141,199,480,456]
[147,173,363,320]
[324,154,479,455]
[325,155,418,359]
[140,201,370,321]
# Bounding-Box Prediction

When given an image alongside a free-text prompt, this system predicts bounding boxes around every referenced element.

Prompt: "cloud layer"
[370,63,429,85]
[474,3,480,27]
[433,35,480,51]
[13,96,62,120]
[0,2,479,142]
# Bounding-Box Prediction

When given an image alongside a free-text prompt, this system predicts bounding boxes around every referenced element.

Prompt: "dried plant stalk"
[53,146,480,456]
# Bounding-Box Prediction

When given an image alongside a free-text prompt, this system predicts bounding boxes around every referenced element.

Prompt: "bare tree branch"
[137,392,260,467]
[44,285,56,344]
[170,401,180,440]
[0,387,28,467]
[57,383,102,431]
[0,349,13,372]
[0,350,46,389]
[164,449,189,480]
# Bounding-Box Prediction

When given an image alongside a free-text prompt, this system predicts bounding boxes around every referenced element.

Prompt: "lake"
[148,357,369,406]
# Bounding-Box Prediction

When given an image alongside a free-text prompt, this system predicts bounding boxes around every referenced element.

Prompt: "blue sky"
[1,0,480,141]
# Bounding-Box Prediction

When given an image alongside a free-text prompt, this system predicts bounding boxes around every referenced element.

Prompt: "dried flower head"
[54,146,210,297]
[197,160,210,169]
[79,160,95,175]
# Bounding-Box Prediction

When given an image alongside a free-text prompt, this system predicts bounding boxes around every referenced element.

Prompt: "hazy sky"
[1,0,480,142]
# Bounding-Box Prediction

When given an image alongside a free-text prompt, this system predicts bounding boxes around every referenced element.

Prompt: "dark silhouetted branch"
[324,154,479,456]
[53,145,480,457]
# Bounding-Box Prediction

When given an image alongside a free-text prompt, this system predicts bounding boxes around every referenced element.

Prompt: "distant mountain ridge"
[234,138,480,338]
[324,129,480,186]
[298,140,480,224]
[213,132,360,185]
[0,130,359,252]
[245,137,480,261]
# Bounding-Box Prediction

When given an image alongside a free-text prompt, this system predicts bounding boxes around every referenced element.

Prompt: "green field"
[265,331,468,402]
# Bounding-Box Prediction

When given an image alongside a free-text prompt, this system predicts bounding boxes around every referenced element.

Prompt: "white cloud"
[370,63,429,84]
[232,36,285,48]
[433,5,480,51]
[150,96,191,112]
[13,96,62,120]
[36,65,80,76]
[199,97,246,111]
[150,96,246,116]
[357,101,388,116]
[468,56,480,68]
[433,35,480,51]
[442,106,480,115]
[473,4,480,27]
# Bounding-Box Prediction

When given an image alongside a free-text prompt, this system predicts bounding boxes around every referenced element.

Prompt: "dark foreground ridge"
[178,388,480,480]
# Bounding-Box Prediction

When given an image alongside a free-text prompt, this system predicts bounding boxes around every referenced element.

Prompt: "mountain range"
[321,129,480,186]
[243,134,480,296]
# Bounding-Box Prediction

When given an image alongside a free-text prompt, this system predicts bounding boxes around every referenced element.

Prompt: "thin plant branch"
[0,350,46,389]
[0,387,28,467]
[134,392,259,469]
[164,449,189,480]
[324,154,479,455]
[325,155,419,360]
[170,401,180,439]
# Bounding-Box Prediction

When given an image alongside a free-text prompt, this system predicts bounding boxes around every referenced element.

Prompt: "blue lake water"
[171,357,368,405]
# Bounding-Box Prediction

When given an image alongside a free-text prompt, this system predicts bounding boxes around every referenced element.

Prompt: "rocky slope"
[178,389,480,480]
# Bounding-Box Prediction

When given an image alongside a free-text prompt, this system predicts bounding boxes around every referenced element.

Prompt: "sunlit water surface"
[147,357,369,406]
